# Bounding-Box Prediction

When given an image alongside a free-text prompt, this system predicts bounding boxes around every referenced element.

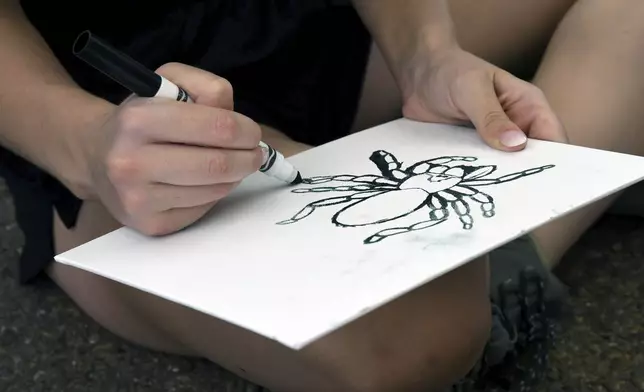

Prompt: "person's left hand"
[399,47,569,151]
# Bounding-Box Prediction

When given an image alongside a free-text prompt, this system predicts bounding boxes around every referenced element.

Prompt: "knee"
[415,307,492,392]
[304,257,492,392]
[351,306,491,392]
[47,263,193,355]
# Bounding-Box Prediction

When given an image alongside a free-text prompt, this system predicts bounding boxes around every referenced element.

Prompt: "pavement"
[1,176,643,392]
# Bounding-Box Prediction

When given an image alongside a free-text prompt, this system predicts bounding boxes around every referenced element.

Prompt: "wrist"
[384,30,461,108]
[356,0,460,84]
[418,22,460,57]
[41,86,114,200]
[396,30,461,102]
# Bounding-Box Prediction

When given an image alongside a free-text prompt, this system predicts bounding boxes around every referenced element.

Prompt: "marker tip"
[291,172,303,185]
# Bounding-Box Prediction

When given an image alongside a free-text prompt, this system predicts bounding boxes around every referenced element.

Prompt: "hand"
[84,63,263,235]
[400,47,568,150]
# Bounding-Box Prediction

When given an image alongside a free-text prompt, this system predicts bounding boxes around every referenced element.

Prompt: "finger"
[517,102,569,144]
[498,82,569,144]
[156,62,234,110]
[455,71,527,152]
[136,202,217,236]
[119,100,262,149]
[134,144,263,185]
[152,182,238,210]
[530,112,569,144]
[123,182,238,214]
[524,92,569,144]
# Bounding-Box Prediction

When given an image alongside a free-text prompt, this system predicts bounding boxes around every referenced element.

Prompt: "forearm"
[351,0,459,82]
[0,1,113,198]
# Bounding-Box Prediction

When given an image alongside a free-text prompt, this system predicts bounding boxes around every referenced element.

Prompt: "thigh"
[50,200,491,392]
[49,201,193,355]
[532,0,644,154]
[523,0,644,267]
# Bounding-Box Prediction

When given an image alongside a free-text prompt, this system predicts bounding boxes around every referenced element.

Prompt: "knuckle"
[209,77,233,101]
[106,154,139,183]
[116,105,148,137]
[482,110,508,128]
[155,62,181,75]
[206,153,231,177]
[213,112,237,143]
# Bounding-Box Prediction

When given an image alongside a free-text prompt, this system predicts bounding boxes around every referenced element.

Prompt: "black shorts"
[0,2,372,283]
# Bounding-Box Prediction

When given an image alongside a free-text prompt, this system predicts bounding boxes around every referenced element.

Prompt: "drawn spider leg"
[469,189,495,218]
[428,194,450,221]
[404,156,478,175]
[448,186,495,218]
[461,164,556,186]
[292,183,394,194]
[302,174,398,187]
[462,165,497,180]
[369,150,410,181]
[435,191,474,229]
[276,190,385,225]
[363,205,449,244]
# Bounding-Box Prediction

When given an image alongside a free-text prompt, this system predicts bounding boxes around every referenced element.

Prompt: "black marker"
[73,30,303,185]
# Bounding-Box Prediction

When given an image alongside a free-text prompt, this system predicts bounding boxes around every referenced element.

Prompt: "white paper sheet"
[55,119,644,349]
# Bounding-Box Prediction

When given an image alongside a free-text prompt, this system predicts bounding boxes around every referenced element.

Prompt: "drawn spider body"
[277,150,555,244]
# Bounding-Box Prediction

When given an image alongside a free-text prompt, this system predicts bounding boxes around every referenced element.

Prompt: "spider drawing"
[276,150,555,244]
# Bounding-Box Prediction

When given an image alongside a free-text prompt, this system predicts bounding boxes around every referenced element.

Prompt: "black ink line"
[277,151,555,244]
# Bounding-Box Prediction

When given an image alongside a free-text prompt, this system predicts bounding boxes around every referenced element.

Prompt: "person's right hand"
[85,63,263,236]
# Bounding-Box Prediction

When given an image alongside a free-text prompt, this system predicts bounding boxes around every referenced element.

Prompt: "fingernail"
[500,130,527,147]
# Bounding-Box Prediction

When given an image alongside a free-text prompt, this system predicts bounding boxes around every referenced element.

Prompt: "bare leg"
[48,1,611,389]
[447,0,644,269]
[50,200,490,392]
[352,1,592,270]
[349,0,579,134]
[525,0,644,268]
[49,59,492,392]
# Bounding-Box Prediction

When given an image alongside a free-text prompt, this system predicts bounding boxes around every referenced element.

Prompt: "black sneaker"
[452,235,568,392]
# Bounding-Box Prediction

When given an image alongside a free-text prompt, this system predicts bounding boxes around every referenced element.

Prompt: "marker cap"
[73,30,160,97]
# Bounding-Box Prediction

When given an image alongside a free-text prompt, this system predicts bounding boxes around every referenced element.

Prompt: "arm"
[261,1,456,158]
[0,0,114,198]
[350,0,567,151]
[350,0,458,85]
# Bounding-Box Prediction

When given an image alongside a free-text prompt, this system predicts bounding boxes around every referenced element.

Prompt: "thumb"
[456,73,527,152]
[155,62,234,110]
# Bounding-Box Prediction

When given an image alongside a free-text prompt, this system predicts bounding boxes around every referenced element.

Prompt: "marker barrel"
[259,142,300,184]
